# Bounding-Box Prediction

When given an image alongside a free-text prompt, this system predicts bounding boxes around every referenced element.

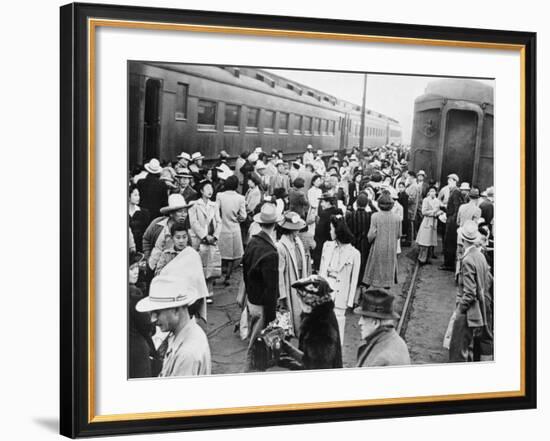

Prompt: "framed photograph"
[60,2,537,438]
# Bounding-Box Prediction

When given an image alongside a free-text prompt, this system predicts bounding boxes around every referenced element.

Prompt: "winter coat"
[356,326,410,367]
[299,302,343,369]
[288,188,310,219]
[188,198,222,249]
[276,234,308,337]
[319,241,361,311]
[416,197,441,247]
[129,207,150,253]
[137,173,169,220]
[243,231,279,324]
[345,208,373,282]
[312,206,342,270]
[363,210,401,287]
[216,190,246,260]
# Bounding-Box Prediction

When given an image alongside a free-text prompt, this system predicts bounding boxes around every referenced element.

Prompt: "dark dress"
[129,285,162,378]
[129,208,150,253]
[345,208,374,282]
[312,206,343,271]
[398,190,409,243]
[298,302,342,369]
[137,173,168,220]
[443,188,464,268]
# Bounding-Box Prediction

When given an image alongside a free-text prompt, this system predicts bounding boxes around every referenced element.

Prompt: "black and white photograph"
[127,62,495,378]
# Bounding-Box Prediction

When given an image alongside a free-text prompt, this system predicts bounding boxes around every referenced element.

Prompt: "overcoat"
[276,234,309,337]
[243,231,279,324]
[188,198,222,249]
[345,208,373,282]
[356,326,410,367]
[298,302,342,369]
[443,188,464,266]
[319,241,361,311]
[137,173,168,220]
[363,211,401,287]
[416,197,441,247]
[312,206,342,269]
[216,190,246,260]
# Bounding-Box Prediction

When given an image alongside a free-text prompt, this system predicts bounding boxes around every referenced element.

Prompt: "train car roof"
[416,78,494,105]
[140,62,399,124]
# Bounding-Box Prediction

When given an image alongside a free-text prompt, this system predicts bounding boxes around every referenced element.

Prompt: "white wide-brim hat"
[191,152,204,161]
[160,194,189,214]
[144,158,162,174]
[136,274,199,312]
[177,152,191,160]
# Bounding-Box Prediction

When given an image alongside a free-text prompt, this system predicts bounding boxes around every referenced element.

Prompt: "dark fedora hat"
[354,288,399,320]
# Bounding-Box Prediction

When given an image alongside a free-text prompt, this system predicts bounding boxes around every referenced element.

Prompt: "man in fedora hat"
[355,288,410,367]
[441,173,464,271]
[136,267,211,377]
[137,158,168,220]
[176,151,191,169]
[449,220,493,362]
[173,168,198,203]
[457,187,482,227]
[302,144,315,166]
[243,203,282,371]
[148,194,190,271]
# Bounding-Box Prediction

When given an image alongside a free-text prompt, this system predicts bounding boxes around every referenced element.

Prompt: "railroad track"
[396,261,420,336]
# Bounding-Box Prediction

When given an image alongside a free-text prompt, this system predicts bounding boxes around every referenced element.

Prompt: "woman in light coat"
[276,212,309,338]
[216,175,246,285]
[416,187,443,264]
[189,180,222,301]
[319,215,361,346]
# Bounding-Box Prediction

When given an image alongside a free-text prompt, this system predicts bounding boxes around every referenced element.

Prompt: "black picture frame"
[60,2,537,438]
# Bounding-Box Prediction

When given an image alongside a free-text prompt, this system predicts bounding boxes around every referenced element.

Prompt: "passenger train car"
[129,63,401,168]
[410,79,494,190]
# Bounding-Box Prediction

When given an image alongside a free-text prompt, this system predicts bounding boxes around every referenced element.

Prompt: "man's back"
[243,231,279,323]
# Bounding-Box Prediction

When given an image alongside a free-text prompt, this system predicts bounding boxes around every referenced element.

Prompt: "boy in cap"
[355,288,410,367]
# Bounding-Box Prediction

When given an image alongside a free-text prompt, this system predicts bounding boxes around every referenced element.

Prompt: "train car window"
[303,116,312,134]
[313,118,320,135]
[246,107,260,131]
[175,83,188,120]
[293,115,303,134]
[224,104,240,131]
[264,110,275,133]
[330,120,336,135]
[321,119,328,135]
[197,99,217,127]
[279,112,289,134]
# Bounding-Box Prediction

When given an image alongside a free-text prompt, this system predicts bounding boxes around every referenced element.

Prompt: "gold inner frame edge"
[86,18,527,424]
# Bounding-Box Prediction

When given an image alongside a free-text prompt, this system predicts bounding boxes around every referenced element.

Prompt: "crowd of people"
[128,142,495,378]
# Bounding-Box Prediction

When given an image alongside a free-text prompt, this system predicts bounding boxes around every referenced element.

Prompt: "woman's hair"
[224,175,239,191]
[311,174,322,185]
[128,183,138,197]
[293,177,305,189]
[197,179,213,195]
[377,192,394,211]
[330,215,354,244]
[170,221,188,237]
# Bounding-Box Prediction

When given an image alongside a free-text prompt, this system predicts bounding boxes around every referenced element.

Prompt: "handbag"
[199,243,222,279]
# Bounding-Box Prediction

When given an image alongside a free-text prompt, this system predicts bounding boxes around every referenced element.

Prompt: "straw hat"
[307,144,313,150]
[177,152,191,161]
[160,194,189,214]
[254,147,263,154]
[460,220,482,244]
[447,173,460,182]
[144,158,162,174]
[135,272,199,313]
[247,152,259,163]
[253,202,283,224]
[175,168,193,178]
[191,152,204,161]
[278,211,306,231]
[459,182,471,191]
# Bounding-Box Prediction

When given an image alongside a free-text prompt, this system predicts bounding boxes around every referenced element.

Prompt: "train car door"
[143,78,162,162]
[440,109,477,185]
